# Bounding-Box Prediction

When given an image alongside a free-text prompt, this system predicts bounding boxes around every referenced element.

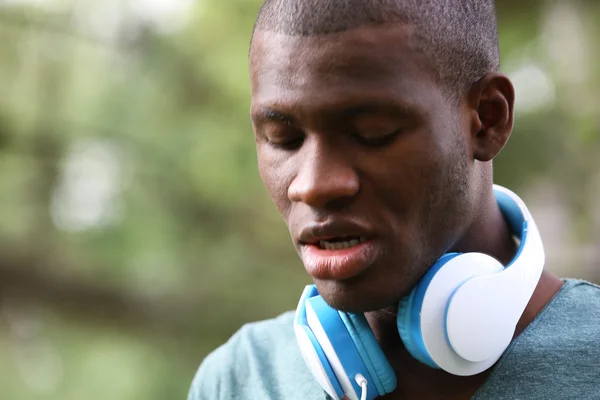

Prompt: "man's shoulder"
[213,310,297,353]
[243,310,298,342]
[513,278,600,357]
[188,311,324,400]
[539,279,600,333]
[555,278,600,300]
[474,279,600,399]
[192,310,297,379]
[561,278,600,300]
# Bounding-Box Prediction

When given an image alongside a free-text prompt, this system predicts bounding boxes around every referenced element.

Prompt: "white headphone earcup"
[419,253,505,376]
[396,253,462,369]
[445,263,524,363]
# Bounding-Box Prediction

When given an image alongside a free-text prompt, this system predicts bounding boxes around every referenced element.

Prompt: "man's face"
[250,25,477,312]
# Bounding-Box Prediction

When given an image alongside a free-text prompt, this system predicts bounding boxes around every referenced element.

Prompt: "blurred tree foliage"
[0,1,598,399]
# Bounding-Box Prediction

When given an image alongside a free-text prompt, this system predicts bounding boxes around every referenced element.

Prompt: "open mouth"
[316,236,368,250]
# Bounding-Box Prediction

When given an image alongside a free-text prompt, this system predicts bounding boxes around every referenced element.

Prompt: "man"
[189,0,600,399]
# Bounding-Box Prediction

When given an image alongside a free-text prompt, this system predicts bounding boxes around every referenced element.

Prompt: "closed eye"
[266,135,304,150]
[353,129,403,147]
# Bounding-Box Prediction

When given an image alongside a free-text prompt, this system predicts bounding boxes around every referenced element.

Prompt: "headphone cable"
[355,374,368,400]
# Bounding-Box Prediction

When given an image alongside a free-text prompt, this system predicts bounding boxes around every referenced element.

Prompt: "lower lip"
[301,241,378,281]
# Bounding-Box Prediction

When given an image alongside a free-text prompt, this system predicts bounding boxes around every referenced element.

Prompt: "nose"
[288,138,359,209]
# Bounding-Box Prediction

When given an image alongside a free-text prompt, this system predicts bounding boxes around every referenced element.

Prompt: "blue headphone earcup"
[338,312,397,395]
[396,253,461,369]
[396,288,438,367]
[295,286,344,399]
[295,323,344,397]
[307,296,379,399]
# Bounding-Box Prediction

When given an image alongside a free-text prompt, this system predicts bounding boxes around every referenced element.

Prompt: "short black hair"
[252,0,500,95]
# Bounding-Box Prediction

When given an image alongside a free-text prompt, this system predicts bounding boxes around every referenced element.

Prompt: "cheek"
[372,133,448,209]
[370,128,467,243]
[257,146,294,217]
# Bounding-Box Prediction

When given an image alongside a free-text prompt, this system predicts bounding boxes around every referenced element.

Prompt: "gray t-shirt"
[189,279,600,399]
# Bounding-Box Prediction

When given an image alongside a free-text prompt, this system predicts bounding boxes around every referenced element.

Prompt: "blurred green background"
[0,0,598,399]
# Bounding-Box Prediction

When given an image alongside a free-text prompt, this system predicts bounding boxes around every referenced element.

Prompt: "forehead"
[250,25,437,112]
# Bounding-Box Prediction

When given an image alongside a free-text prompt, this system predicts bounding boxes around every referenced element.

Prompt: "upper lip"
[297,219,375,245]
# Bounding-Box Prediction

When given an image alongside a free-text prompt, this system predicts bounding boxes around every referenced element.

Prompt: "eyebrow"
[251,99,419,126]
[251,109,296,126]
[339,103,413,118]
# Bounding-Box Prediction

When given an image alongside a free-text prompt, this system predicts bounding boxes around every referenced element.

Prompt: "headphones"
[293,185,545,400]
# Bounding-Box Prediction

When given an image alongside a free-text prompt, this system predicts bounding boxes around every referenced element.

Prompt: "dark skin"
[250,24,564,399]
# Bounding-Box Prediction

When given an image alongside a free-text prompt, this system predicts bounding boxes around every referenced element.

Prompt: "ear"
[467,73,515,162]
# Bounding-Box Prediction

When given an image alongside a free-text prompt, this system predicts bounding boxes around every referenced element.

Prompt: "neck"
[453,184,519,266]
[364,186,564,399]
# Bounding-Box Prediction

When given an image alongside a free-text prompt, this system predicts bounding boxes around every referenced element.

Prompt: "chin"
[314,277,401,313]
